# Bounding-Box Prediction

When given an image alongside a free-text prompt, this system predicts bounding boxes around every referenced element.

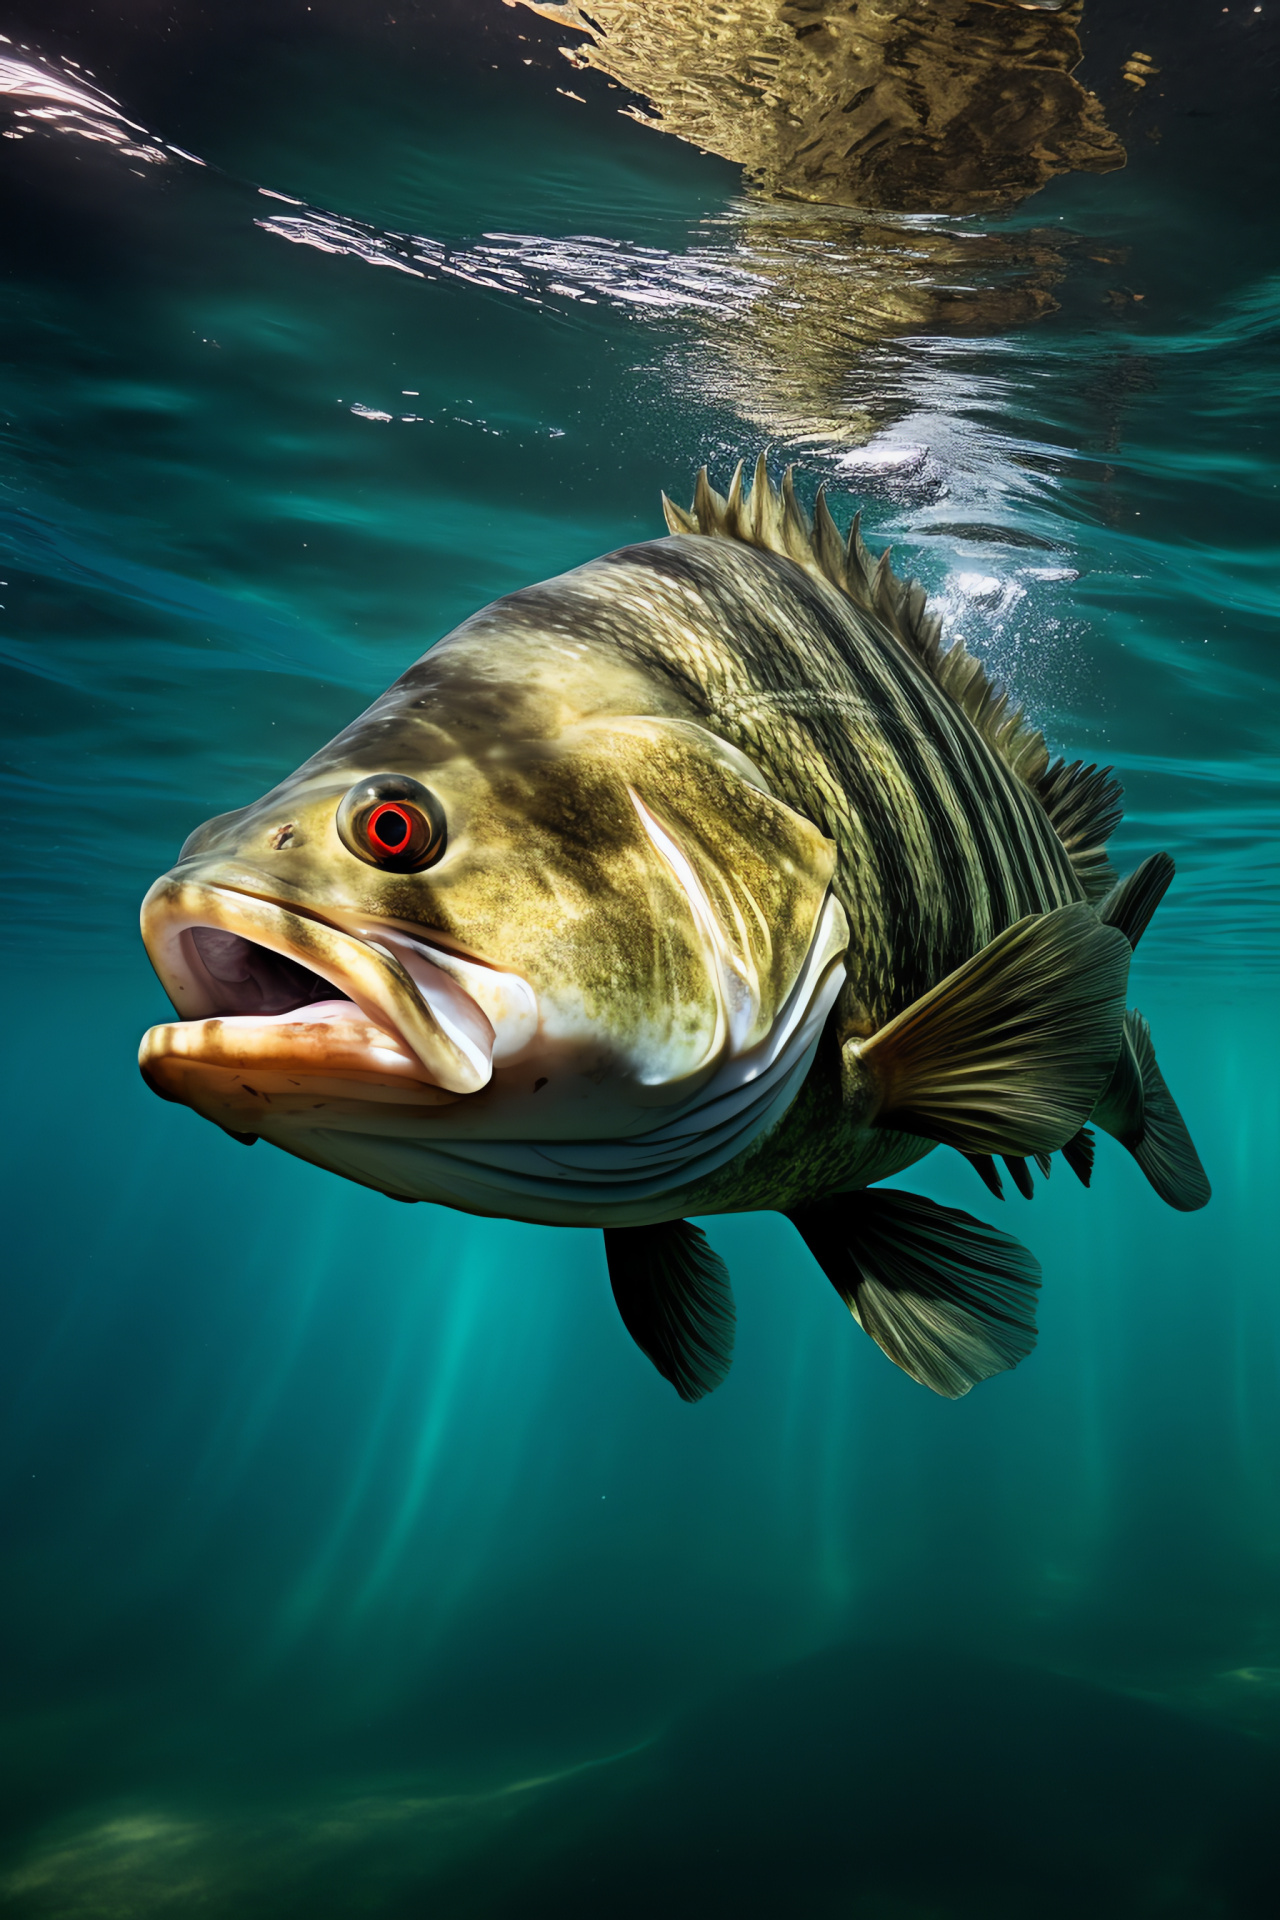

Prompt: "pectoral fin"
[603,1220,735,1402]
[790,1189,1041,1398]
[849,903,1130,1158]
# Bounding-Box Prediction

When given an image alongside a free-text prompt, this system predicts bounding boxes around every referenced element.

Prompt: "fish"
[138,458,1210,1403]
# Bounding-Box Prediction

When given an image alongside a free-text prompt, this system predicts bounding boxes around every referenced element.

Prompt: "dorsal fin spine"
[666,458,1121,896]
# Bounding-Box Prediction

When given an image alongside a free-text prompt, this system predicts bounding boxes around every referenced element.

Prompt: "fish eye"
[336,775,447,873]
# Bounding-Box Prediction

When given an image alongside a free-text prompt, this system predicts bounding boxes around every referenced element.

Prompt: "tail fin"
[1094,1010,1211,1212]
[1125,1013,1212,1212]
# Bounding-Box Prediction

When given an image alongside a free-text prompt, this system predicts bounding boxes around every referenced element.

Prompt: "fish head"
[138,621,842,1181]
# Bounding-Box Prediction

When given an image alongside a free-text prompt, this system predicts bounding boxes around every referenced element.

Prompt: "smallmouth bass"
[139,460,1208,1402]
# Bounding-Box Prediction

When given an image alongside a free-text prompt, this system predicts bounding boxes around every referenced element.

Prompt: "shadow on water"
[2,1643,1277,1917]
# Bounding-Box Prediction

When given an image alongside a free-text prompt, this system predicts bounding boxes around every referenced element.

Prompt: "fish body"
[139,461,1209,1401]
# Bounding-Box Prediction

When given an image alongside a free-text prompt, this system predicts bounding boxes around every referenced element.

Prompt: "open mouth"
[138,878,534,1127]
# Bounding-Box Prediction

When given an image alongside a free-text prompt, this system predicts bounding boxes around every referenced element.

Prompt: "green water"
[1,4,1278,1913]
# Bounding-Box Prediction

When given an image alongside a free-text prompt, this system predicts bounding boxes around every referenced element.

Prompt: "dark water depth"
[1,4,1278,1914]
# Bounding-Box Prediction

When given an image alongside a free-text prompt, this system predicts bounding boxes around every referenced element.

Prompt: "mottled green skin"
[505,538,1084,1003]
[495,531,1088,1217]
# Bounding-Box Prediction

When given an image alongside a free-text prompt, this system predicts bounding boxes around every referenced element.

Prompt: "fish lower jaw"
[138,1000,465,1131]
[138,877,498,1095]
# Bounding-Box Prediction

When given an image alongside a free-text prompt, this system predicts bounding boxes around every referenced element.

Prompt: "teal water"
[2,4,1278,1914]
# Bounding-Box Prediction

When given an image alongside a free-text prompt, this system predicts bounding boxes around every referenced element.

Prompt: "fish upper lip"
[139,874,497,1095]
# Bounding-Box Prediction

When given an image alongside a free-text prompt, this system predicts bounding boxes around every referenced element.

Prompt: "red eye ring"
[336,775,446,872]
[366,802,414,855]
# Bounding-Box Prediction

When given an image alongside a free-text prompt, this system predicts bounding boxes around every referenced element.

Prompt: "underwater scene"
[2,2,1278,1913]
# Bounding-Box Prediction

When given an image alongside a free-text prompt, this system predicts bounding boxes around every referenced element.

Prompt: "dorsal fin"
[1098,852,1175,949]
[663,457,1123,900]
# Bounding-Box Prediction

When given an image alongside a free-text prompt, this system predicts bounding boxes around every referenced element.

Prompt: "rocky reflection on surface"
[502,1,1127,447]
[510,0,1123,216]
[684,200,1112,446]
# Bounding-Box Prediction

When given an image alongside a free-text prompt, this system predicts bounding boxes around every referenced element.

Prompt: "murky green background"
[1,3,1277,1913]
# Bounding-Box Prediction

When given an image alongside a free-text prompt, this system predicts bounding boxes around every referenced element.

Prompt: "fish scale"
[564,533,1081,1021]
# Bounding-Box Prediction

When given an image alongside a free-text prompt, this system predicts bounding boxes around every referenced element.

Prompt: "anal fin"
[1061,1126,1095,1187]
[965,1147,1060,1200]
[604,1220,735,1402]
[850,903,1130,1158]
[963,1153,1005,1201]
[1003,1155,1035,1200]
[789,1189,1041,1399]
